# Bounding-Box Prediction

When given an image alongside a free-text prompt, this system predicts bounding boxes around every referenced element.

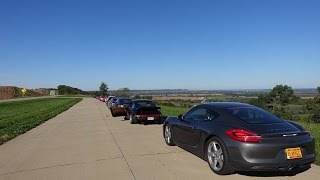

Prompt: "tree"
[113,87,131,97]
[249,94,269,110]
[93,91,99,97]
[308,89,320,123]
[99,82,108,96]
[57,85,87,95]
[268,85,297,112]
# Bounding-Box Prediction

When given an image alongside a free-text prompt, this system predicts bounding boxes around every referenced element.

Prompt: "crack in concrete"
[96,103,137,180]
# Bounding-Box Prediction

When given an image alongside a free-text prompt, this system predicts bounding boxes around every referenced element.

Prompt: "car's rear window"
[225,107,284,124]
[119,99,132,104]
[135,101,155,107]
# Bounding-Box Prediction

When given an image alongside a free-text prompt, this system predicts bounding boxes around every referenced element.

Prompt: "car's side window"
[204,109,219,121]
[184,107,207,121]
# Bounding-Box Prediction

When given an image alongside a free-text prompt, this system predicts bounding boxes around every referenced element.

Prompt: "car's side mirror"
[178,114,184,121]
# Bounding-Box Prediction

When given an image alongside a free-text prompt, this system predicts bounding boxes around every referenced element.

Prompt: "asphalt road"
[0,98,319,180]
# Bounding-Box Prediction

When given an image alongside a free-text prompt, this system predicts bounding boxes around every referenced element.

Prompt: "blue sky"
[0,0,319,90]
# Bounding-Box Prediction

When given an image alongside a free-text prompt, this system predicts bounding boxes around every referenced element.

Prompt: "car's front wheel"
[164,124,175,146]
[205,137,234,175]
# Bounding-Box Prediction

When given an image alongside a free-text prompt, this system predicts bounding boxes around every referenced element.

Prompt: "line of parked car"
[96,95,162,125]
[95,95,315,176]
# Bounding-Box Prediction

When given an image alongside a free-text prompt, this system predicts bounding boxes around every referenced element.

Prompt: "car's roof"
[202,102,254,109]
[117,98,132,100]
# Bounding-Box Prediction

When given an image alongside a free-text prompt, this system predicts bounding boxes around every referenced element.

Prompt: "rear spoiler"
[137,106,161,111]
[137,106,161,110]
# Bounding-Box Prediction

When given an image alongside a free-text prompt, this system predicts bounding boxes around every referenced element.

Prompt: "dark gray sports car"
[163,102,315,175]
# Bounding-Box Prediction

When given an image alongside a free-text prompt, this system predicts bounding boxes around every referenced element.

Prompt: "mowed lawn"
[0,98,82,145]
[160,105,188,117]
[160,105,319,165]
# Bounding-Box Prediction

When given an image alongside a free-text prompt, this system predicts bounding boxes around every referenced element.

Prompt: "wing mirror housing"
[178,114,184,121]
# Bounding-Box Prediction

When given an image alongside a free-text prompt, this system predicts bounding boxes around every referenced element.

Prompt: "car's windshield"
[225,107,284,124]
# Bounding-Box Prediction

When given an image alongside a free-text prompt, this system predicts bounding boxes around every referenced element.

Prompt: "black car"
[128,99,162,124]
[163,102,315,175]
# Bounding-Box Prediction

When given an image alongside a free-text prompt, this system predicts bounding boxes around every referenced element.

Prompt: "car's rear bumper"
[136,115,162,122]
[226,135,316,171]
[111,107,128,116]
[230,156,315,171]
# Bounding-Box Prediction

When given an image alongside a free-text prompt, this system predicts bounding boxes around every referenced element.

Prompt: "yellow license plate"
[285,147,302,159]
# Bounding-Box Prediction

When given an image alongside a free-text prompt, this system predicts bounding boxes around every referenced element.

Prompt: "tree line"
[57,85,88,95]
[250,84,320,123]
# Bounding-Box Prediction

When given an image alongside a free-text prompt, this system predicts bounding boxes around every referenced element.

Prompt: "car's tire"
[111,110,115,117]
[205,137,235,175]
[164,124,175,146]
[130,114,136,124]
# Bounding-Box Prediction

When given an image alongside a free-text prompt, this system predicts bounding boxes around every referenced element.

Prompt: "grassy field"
[299,122,320,165]
[160,105,188,117]
[0,98,82,145]
[160,105,319,165]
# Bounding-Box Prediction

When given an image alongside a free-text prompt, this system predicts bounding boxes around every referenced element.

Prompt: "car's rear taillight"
[226,129,261,143]
[301,130,310,136]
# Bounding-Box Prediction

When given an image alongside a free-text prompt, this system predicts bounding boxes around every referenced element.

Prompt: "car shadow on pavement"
[237,165,310,177]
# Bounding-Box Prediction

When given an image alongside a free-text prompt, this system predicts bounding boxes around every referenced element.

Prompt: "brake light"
[226,129,261,143]
[301,131,310,136]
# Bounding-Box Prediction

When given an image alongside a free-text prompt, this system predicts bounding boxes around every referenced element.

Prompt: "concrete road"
[0,98,319,180]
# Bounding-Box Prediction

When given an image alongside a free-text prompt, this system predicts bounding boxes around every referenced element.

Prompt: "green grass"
[160,105,319,165]
[160,105,188,117]
[0,98,82,145]
[299,121,320,165]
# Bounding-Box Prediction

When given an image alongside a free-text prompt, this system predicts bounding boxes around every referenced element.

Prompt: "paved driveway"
[0,98,319,180]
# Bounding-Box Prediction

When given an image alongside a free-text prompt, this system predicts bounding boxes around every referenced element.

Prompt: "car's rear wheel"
[111,109,115,117]
[130,114,136,124]
[164,124,175,146]
[206,137,234,175]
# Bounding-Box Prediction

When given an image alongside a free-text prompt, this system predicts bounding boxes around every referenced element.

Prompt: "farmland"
[0,98,82,144]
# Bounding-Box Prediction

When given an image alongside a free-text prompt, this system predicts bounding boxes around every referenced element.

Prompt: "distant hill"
[57,85,88,95]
